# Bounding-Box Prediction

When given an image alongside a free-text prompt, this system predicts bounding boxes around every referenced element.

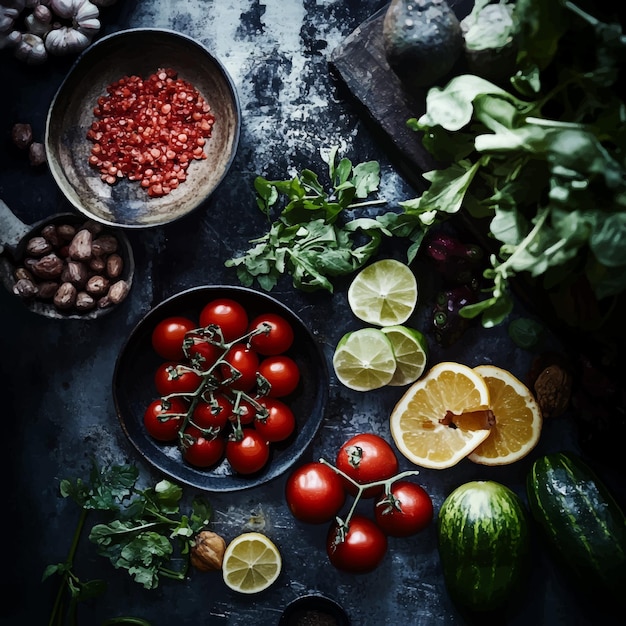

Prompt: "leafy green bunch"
[401,0,626,328]
[225,146,395,292]
[45,463,212,625]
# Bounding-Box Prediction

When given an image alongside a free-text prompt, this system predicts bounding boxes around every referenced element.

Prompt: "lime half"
[381,325,428,386]
[332,328,396,391]
[347,259,418,326]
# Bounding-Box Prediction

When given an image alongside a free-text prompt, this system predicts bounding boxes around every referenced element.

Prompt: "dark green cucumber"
[526,451,626,606]
[437,480,530,612]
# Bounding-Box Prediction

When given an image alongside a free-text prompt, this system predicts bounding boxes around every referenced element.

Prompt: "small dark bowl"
[113,285,329,492]
[45,28,240,229]
[0,204,134,320]
[279,594,350,626]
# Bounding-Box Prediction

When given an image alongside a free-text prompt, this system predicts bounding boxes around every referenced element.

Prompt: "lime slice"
[222,532,282,594]
[347,259,418,326]
[381,325,428,386]
[332,328,396,391]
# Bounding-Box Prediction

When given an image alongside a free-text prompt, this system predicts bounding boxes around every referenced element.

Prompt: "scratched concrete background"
[0,1,618,625]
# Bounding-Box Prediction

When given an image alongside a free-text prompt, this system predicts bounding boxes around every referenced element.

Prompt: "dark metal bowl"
[113,285,329,492]
[45,28,240,229]
[279,594,351,626]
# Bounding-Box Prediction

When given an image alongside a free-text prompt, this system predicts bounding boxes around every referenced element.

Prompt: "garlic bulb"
[0,28,20,48]
[25,4,52,36]
[14,31,47,64]
[0,3,22,33]
[44,23,89,54]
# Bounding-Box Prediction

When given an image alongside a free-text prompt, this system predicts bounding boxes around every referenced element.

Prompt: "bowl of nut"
[113,285,329,492]
[45,28,241,228]
[0,199,133,319]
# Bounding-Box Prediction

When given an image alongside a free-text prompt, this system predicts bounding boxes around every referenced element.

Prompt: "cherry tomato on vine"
[151,316,196,360]
[199,298,249,343]
[191,393,232,431]
[257,355,300,397]
[254,397,296,442]
[187,338,222,371]
[226,429,270,474]
[182,425,225,468]
[220,343,259,392]
[374,480,433,537]
[326,514,387,574]
[143,397,187,442]
[336,433,399,498]
[248,313,294,355]
[285,462,346,524]
[154,362,203,396]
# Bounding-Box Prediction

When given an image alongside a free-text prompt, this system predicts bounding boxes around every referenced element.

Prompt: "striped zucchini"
[526,452,626,606]
[437,480,529,612]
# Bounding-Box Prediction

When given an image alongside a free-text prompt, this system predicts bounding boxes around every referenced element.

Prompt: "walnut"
[533,364,572,418]
[190,531,226,572]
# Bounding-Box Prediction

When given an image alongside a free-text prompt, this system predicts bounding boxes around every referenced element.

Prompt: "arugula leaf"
[402,0,626,328]
[225,147,388,293]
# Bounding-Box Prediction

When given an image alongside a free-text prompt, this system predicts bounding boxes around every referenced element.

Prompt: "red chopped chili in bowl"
[86,67,215,198]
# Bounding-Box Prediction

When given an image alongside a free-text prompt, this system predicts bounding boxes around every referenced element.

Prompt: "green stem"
[318,458,420,532]
[346,199,387,209]
[48,508,89,626]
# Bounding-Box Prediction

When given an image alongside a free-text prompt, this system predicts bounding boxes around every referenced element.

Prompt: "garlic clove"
[14,32,47,64]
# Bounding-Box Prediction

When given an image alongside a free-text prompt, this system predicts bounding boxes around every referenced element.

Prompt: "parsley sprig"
[225,146,393,292]
[44,463,212,625]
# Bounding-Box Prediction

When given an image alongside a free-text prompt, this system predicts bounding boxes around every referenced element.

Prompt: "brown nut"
[31,253,64,279]
[41,224,61,247]
[81,220,104,236]
[38,281,59,299]
[190,531,226,572]
[29,142,46,167]
[108,279,130,304]
[92,235,118,256]
[26,236,52,257]
[75,291,96,311]
[89,256,106,272]
[533,365,572,418]
[86,275,110,296]
[11,123,33,150]
[56,224,77,242]
[13,278,39,299]
[53,282,77,310]
[64,260,89,287]
[14,267,33,281]
[106,253,123,278]
[68,229,93,261]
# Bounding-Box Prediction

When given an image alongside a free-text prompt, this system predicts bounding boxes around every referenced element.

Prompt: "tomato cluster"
[144,297,301,475]
[285,433,433,574]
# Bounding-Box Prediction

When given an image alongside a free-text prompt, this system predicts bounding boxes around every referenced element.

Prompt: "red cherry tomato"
[374,480,434,537]
[326,514,387,574]
[335,433,399,498]
[199,298,249,343]
[226,429,270,474]
[143,397,187,442]
[151,316,196,360]
[248,313,294,355]
[220,343,259,392]
[191,393,232,432]
[187,338,222,371]
[182,425,225,468]
[285,462,346,524]
[257,355,300,397]
[254,397,296,442]
[154,362,203,396]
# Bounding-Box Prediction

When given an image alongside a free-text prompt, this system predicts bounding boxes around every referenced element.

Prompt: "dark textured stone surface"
[0,2,621,625]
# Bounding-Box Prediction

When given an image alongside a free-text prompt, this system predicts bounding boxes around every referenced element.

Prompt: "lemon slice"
[468,365,543,465]
[381,325,428,386]
[347,259,418,326]
[389,361,492,469]
[332,328,396,391]
[222,532,282,594]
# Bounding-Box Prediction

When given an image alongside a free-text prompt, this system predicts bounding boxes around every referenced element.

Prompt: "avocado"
[382,0,464,91]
